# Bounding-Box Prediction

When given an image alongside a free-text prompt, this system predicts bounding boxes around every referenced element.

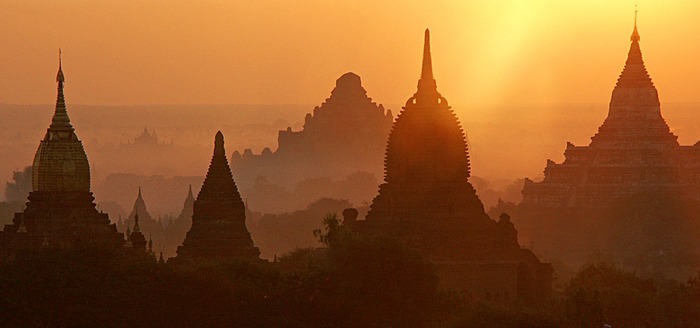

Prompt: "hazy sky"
[2,0,700,109]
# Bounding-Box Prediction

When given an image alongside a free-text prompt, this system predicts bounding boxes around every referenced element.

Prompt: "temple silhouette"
[123,187,163,249]
[162,185,195,257]
[174,132,261,262]
[120,126,171,147]
[0,53,124,255]
[501,17,700,272]
[351,30,552,303]
[522,17,698,207]
[231,72,393,191]
[124,213,149,253]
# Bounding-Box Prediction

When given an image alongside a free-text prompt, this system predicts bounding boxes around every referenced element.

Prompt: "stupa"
[175,132,261,262]
[0,52,123,255]
[356,30,552,303]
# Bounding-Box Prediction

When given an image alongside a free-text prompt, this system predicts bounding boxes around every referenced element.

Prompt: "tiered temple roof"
[175,132,261,262]
[522,18,699,207]
[230,72,394,192]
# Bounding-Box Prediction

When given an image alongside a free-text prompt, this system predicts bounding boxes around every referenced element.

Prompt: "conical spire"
[129,187,151,225]
[413,29,442,105]
[614,11,653,89]
[421,29,433,80]
[174,130,260,262]
[197,131,244,207]
[593,11,670,147]
[178,184,195,220]
[214,131,225,156]
[49,49,74,133]
[631,7,640,42]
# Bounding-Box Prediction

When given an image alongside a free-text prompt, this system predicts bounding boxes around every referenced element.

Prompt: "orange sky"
[2,0,700,110]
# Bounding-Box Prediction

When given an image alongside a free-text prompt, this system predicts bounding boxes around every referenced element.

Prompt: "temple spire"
[187,184,194,199]
[57,48,65,84]
[421,29,433,80]
[631,6,640,42]
[414,29,441,104]
[49,48,73,132]
[214,131,225,156]
[614,10,653,89]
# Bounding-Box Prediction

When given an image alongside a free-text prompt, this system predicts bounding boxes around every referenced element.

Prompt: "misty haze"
[1,1,700,327]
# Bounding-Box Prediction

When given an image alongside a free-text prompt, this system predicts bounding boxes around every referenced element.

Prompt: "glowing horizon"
[2,1,700,108]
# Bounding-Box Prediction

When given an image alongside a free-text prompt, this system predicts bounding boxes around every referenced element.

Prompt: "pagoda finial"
[421,29,433,80]
[138,186,143,199]
[49,49,73,132]
[214,131,225,155]
[57,48,64,84]
[631,6,640,42]
[412,29,442,105]
[187,184,194,198]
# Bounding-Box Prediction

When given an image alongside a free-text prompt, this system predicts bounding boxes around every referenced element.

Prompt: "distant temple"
[354,30,552,304]
[231,72,394,190]
[127,187,161,233]
[133,127,159,145]
[120,126,171,147]
[0,53,124,256]
[174,132,261,262]
[522,18,700,207]
[163,185,195,258]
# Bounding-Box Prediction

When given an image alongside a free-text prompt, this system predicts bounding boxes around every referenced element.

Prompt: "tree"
[564,263,659,327]
[313,213,439,327]
[5,166,31,202]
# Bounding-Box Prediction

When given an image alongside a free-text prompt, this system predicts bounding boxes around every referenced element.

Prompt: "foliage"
[0,215,438,327]
[564,262,700,328]
[4,166,31,202]
[1,226,698,327]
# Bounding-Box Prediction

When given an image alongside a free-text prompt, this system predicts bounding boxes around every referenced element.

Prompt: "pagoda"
[510,16,700,272]
[0,52,124,255]
[230,72,393,192]
[174,132,261,262]
[127,187,162,237]
[522,16,700,207]
[357,30,552,303]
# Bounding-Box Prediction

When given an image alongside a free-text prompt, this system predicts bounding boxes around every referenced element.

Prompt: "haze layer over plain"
[3,1,700,193]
